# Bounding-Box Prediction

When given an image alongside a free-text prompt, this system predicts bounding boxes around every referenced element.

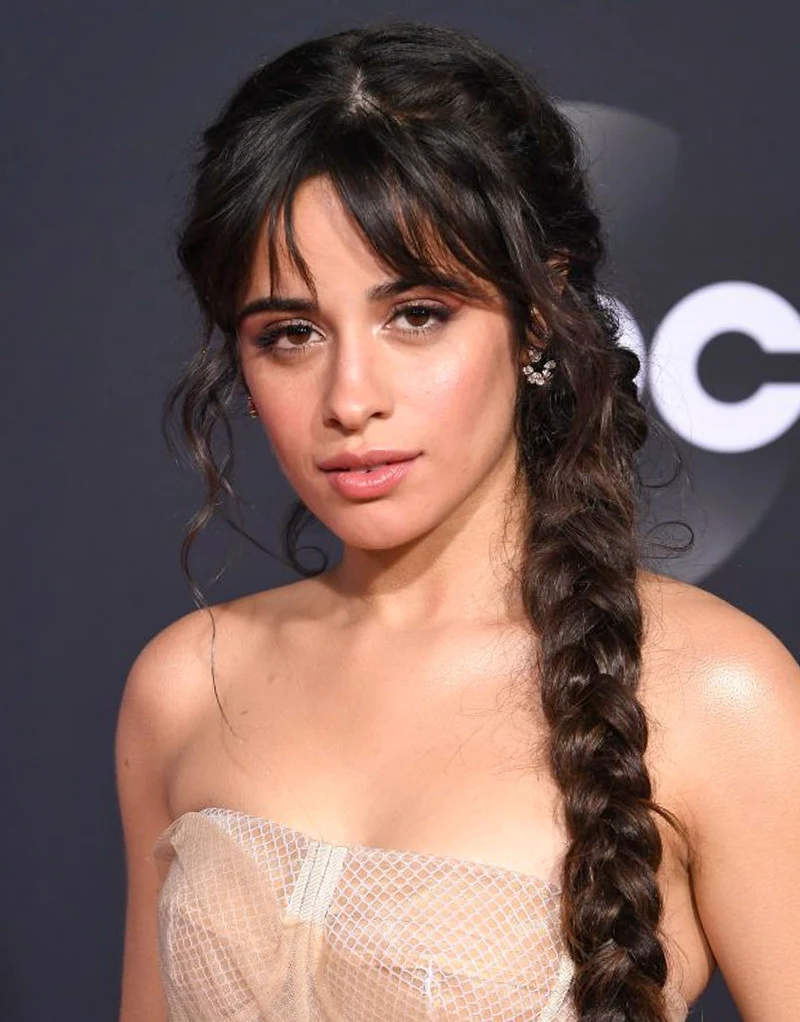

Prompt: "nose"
[321,330,394,432]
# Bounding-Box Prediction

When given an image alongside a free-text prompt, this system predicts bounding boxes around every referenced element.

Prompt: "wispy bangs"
[253,110,534,328]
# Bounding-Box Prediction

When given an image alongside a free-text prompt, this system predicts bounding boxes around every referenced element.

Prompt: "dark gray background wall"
[3,3,797,1019]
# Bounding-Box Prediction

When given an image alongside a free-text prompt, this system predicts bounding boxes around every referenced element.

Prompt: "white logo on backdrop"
[610,283,800,452]
[559,102,800,580]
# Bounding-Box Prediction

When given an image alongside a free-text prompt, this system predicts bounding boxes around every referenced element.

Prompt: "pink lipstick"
[318,449,420,500]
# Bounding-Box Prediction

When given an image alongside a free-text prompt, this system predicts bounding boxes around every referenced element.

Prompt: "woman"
[115,21,800,1022]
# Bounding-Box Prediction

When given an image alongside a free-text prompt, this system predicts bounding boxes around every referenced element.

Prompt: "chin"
[327,518,426,552]
[308,500,440,552]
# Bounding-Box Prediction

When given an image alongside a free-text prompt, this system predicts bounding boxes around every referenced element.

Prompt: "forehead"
[247,177,387,296]
[242,174,497,305]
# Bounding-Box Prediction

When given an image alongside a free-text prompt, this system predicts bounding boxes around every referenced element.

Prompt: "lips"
[321,452,420,499]
[317,449,421,472]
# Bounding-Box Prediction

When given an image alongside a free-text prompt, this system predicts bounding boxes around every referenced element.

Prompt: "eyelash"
[253,301,453,353]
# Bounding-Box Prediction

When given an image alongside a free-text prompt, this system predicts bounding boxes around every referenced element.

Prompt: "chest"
[166,625,706,1008]
[172,639,568,883]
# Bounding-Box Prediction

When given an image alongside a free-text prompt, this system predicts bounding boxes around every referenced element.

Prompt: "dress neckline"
[158,806,690,1017]
[162,805,565,891]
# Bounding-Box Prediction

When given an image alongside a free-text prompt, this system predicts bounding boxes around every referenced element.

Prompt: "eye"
[391,301,452,334]
[249,300,452,355]
[252,320,322,354]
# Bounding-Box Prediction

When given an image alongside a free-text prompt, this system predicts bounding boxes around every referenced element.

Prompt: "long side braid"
[519,336,679,1020]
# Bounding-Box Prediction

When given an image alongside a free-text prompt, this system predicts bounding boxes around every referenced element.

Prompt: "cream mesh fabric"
[154,808,688,1022]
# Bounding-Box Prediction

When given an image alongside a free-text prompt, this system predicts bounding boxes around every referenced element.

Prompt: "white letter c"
[648,281,800,453]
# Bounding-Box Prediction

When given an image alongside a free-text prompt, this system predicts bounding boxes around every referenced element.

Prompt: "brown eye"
[254,321,320,352]
[392,302,452,334]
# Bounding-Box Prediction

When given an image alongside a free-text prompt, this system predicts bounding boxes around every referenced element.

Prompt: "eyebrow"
[235,275,487,327]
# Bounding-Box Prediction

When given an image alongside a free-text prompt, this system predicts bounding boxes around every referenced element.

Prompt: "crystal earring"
[522,347,557,386]
[246,394,259,418]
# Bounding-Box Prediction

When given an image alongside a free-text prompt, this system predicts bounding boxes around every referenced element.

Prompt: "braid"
[519,305,679,1019]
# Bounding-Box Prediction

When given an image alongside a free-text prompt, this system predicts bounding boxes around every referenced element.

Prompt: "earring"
[522,347,557,386]
[246,394,259,418]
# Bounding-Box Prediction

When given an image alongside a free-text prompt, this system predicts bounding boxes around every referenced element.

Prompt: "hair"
[163,20,690,1021]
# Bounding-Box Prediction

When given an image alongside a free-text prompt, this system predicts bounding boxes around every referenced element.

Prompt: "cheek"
[414,344,517,436]
[256,392,313,477]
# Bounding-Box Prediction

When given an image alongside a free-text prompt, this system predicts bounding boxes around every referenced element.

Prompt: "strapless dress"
[154,807,689,1021]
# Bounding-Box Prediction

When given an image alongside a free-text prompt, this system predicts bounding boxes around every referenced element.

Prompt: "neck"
[324,461,529,631]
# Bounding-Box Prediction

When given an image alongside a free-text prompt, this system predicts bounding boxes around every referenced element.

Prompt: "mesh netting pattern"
[154,808,688,1022]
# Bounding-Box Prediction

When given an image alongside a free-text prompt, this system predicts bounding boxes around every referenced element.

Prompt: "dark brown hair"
[163,21,689,1020]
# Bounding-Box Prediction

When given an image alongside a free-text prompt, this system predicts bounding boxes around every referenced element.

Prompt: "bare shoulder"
[114,580,328,1022]
[638,578,800,1016]
[115,576,326,852]
[637,569,800,830]
[638,569,800,707]
[117,575,327,747]
[118,600,222,753]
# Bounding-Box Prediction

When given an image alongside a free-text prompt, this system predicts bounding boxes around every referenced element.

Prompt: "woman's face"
[237,175,522,551]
